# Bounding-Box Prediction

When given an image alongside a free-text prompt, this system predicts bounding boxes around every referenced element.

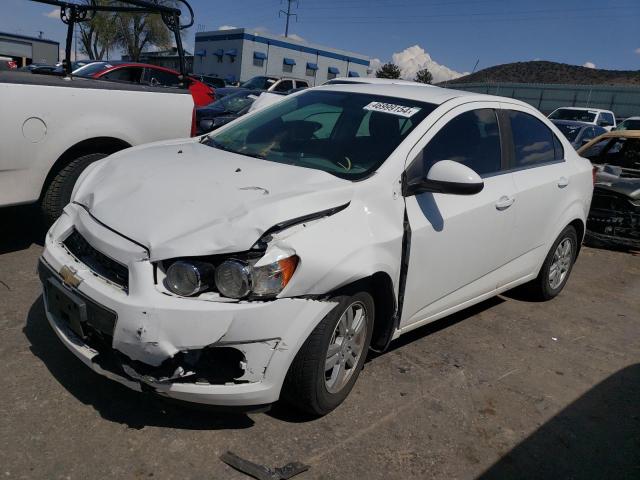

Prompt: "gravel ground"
[1,205,638,479]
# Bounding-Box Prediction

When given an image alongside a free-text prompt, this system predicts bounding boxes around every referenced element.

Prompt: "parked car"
[324,77,433,86]
[614,116,640,131]
[73,61,215,106]
[39,84,593,415]
[214,76,310,99]
[548,107,616,131]
[551,120,607,149]
[0,70,195,224]
[578,131,640,249]
[19,63,57,73]
[0,56,17,70]
[196,89,261,134]
[190,73,226,89]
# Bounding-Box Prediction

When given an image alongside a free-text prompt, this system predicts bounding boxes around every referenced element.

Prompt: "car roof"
[326,77,432,86]
[622,116,640,121]
[313,82,528,107]
[553,106,612,113]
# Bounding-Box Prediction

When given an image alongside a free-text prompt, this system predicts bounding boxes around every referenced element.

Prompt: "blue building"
[193,28,370,85]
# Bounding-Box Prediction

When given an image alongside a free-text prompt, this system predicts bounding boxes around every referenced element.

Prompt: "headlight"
[214,260,252,299]
[166,260,214,296]
[215,255,298,299]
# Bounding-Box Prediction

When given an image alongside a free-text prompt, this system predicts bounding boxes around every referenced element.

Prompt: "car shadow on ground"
[0,204,46,255]
[24,297,255,430]
[478,363,640,480]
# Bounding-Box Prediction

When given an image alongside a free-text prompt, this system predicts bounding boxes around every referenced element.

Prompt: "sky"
[3,0,640,81]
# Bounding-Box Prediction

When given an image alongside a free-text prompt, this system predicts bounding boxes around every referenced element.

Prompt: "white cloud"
[391,45,467,83]
[367,58,382,77]
[44,8,58,19]
[635,48,640,55]
[285,33,305,42]
[583,61,596,69]
[218,25,237,30]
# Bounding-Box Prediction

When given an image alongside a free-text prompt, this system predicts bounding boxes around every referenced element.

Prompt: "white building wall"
[194,29,369,85]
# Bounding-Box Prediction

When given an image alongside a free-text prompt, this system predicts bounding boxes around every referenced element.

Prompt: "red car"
[73,61,215,106]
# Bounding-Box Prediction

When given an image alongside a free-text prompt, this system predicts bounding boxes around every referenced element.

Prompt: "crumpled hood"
[74,140,353,260]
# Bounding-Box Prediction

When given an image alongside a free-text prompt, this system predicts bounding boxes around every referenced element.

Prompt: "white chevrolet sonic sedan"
[39,84,594,415]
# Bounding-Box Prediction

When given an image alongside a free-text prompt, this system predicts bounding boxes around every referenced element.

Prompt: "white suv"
[548,107,617,131]
[39,84,594,415]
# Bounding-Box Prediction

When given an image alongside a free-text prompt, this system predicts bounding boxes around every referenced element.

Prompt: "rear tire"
[282,292,374,416]
[41,153,107,227]
[524,225,578,301]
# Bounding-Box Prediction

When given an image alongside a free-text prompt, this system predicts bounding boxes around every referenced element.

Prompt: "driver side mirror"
[403,160,484,196]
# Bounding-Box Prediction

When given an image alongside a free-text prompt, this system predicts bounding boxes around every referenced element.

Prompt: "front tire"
[282,292,374,416]
[525,225,578,301]
[41,153,107,227]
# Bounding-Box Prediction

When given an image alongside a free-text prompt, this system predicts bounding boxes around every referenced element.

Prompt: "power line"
[279,0,298,37]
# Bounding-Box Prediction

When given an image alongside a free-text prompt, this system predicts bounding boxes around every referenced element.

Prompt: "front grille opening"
[63,230,129,291]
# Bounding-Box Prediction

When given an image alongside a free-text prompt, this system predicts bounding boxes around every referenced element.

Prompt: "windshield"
[206,90,436,180]
[218,91,257,113]
[554,123,583,142]
[240,76,277,90]
[617,119,640,131]
[549,109,596,122]
[73,62,111,77]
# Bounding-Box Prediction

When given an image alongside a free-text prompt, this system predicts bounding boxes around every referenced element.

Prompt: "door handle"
[557,176,569,188]
[495,195,515,210]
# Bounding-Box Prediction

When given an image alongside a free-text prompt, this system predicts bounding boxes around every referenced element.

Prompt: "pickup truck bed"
[0,71,194,223]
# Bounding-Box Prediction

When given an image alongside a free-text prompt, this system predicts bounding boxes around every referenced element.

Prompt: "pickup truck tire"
[282,292,374,416]
[41,153,107,227]
[524,225,578,301]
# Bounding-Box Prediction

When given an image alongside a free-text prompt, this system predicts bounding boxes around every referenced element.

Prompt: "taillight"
[8,61,17,69]
[592,166,597,185]
[190,107,197,137]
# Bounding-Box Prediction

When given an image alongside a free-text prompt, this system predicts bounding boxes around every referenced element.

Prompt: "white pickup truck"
[0,71,195,224]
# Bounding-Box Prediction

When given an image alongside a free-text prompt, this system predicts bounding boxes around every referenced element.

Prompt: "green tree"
[376,63,401,79]
[78,1,118,60]
[414,68,433,84]
[115,13,172,61]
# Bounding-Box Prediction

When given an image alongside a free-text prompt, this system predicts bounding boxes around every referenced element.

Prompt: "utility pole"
[279,0,298,37]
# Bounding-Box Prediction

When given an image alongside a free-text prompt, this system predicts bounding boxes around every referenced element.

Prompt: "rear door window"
[508,111,563,167]
[144,68,180,87]
[102,67,143,83]
[598,112,615,127]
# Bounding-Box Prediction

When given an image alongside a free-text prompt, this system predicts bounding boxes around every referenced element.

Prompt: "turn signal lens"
[251,255,299,297]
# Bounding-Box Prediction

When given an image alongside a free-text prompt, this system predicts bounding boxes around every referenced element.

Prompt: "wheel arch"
[39,137,131,199]
[568,217,585,257]
[328,271,398,353]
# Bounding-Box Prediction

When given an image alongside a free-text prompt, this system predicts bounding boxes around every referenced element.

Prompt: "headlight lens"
[215,260,252,299]
[214,255,298,299]
[251,256,299,297]
[166,260,214,297]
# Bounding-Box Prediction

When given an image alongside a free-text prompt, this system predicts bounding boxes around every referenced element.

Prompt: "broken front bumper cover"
[39,212,337,407]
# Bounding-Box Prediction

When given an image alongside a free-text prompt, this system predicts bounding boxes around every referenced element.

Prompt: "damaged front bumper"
[39,207,336,407]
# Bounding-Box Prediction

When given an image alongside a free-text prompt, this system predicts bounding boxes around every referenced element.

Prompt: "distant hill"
[445,61,640,86]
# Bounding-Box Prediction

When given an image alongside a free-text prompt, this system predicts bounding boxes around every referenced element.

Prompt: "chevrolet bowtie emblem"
[59,265,82,288]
